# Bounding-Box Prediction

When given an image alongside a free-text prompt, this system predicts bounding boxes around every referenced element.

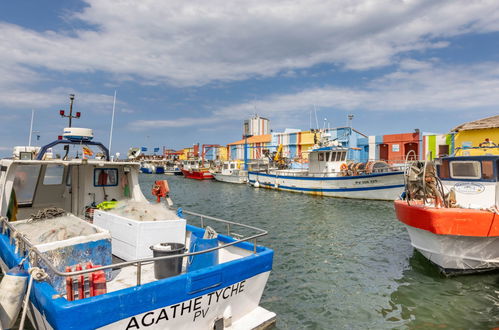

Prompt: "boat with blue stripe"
[0,98,275,330]
[249,142,404,200]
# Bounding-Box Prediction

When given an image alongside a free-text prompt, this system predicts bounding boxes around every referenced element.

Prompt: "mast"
[109,90,117,156]
[28,109,34,146]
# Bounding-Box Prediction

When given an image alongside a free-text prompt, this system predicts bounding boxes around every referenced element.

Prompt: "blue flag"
[141,147,148,152]
[154,147,160,153]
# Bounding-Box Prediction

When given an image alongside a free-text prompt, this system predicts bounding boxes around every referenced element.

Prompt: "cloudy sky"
[1,0,498,157]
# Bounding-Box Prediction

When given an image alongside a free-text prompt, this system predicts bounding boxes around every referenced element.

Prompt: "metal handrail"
[1,210,268,282]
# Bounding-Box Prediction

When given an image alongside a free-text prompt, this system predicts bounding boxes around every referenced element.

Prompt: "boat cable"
[19,266,48,330]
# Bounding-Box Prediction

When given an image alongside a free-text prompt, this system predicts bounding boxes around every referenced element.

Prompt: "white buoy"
[0,266,29,329]
[254,180,260,188]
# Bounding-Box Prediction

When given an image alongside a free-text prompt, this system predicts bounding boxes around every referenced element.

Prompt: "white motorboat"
[213,161,248,184]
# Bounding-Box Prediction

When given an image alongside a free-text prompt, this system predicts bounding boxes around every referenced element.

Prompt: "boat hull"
[181,169,214,180]
[213,173,248,184]
[0,225,275,330]
[248,171,404,200]
[394,200,499,272]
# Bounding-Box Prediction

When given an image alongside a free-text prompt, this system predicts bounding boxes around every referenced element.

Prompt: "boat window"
[43,164,64,185]
[481,160,494,180]
[223,164,228,170]
[341,152,346,161]
[230,163,236,169]
[318,153,325,161]
[450,161,481,179]
[438,160,450,179]
[13,165,41,204]
[94,168,118,186]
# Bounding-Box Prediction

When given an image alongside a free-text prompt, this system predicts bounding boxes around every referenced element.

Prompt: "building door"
[404,142,418,160]
[438,145,449,157]
[379,144,388,160]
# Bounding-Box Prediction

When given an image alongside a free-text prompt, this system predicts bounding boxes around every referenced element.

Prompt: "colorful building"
[243,115,270,137]
[451,115,499,156]
[422,133,452,159]
[359,131,421,163]
[227,134,273,160]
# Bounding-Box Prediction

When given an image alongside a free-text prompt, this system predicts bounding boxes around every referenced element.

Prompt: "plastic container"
[187,232,219,272]
[150,243,186,279]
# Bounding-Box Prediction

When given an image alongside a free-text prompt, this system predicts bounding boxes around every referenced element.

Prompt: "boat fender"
[254,181,260,188]
[0,265,29,329]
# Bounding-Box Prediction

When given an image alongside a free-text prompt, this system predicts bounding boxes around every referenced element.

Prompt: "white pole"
[109,90,117,156]
[28,109,34,146]
[314,104,319,129]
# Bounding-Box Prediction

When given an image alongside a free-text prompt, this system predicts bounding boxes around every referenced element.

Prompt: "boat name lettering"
[125,280,246,329]
[454,182,485,194]
[354,179,378,185]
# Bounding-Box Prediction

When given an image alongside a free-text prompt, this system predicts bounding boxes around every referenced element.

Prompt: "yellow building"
[452,115,499,156]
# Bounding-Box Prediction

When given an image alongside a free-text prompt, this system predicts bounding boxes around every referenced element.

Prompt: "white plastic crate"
[93,209,186,261]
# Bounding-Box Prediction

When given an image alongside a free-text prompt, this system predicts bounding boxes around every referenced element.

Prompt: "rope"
[19,267,48,330]
[28,208,66,223]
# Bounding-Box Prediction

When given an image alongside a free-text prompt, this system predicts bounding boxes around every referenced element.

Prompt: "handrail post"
[253,238,257,253]
[200,216,204,229]
[136,262,142,285]
[226,224,231,236]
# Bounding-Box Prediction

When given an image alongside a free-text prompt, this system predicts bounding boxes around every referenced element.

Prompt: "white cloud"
[143,61,499,129]
[1,1,499,86]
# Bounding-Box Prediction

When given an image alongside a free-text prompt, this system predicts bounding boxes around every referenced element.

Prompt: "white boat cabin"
[436,155,499,209]
[308,147,348,174]
[0,159,144,221]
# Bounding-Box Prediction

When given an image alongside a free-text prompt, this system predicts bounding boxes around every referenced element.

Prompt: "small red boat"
[395,154,499,274]
[181,168,214,180]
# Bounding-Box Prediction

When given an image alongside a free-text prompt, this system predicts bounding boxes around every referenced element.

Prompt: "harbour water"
[140,174,499,329]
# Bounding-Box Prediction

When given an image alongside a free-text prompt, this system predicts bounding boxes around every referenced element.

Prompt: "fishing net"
[107,201,180,221]
[14,214,99,245]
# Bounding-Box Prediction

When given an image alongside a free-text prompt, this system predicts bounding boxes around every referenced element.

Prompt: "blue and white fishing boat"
[249,138,404,200]
[0,99,275,329]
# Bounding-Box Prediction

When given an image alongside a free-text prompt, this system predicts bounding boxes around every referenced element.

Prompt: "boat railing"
[0,209,268,287]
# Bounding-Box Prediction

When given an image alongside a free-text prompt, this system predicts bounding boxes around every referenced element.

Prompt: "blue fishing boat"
[0,98,275,329]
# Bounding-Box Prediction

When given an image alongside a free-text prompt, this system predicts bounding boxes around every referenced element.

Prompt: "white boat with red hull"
[395,154,499,275]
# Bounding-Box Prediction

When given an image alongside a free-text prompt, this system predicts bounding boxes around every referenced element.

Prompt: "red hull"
[394,200,499,237]
[181,169,214,180]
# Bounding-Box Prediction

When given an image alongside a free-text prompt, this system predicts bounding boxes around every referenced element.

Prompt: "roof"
[227,134,272,145]
[451,115,499,132]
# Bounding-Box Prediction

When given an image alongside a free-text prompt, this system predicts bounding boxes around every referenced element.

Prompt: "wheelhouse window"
[223,164,228,170]
[13,165,41,204]
[438,160,450,179]
[94,168,118,186]
[318,152,325,161]
[481,160,494,180]
[450,161,481,180]
[43,164,64,185]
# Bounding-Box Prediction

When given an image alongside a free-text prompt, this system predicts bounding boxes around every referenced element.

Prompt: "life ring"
[340,163,348,171]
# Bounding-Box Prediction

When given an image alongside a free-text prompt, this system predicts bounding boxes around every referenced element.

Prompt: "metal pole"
[68,94,75,127]
[28,109,34,146]
[244,136,248,171]
[109,90,117,156]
